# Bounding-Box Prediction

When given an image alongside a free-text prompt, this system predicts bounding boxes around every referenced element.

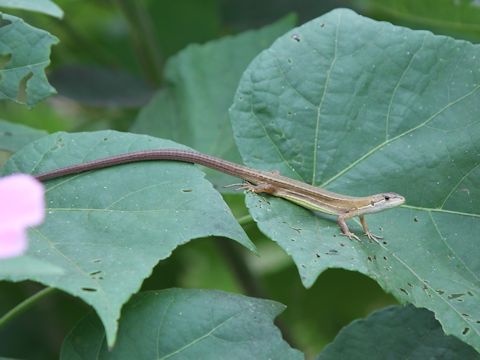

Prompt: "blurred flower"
[0,174,45,259]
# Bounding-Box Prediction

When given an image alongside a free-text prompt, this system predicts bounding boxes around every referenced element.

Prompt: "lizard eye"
[384,195,391,201]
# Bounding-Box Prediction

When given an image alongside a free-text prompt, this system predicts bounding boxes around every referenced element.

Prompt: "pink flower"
[0,174,45,259]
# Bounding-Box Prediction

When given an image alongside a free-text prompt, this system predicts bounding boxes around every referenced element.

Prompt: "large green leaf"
[0,0,63,18]
[230,9,480,351]
[318,305,479,359]
[131,15,295,188]
[60,289,303,360]
[1,130,254,347]
[0,13,58,107]
[0,119,48,153]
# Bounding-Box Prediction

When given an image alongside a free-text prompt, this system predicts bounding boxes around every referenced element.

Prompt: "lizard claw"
[341,231,361,241]
[365,231,383,241]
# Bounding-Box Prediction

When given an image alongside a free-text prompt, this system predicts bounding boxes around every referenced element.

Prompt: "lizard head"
[366,192,405,214]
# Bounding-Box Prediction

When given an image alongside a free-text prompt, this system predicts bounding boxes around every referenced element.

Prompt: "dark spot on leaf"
[373,255,377,260]
[315,253,320,258]
[367,256,372,262]
[181,189,192,192]
[467,291,474,296]
[476,320,480,324]
[382,241,388,245]
[89,270,102,276]
[2,131,12,136]
[301,264,306,268]
[462,313,470,317]
[290,238,296,242]
[448,293,465,300]
[103,137,108,141]
[287,58,293,64]
[291,34,301,42]
[436,290,445,295]
[463,328,470,335]
[0,17,12,28]
[327,249,338,255]
[383,256,387,261]
[407,283,413,287]
[0,53,12,70]
[93,259,102,263]
[414,217,419,222]
[400,288,408,295]
[16,72,33,103]
[340,243,345,247]
[81,287,97,292]
[320,23,325,27]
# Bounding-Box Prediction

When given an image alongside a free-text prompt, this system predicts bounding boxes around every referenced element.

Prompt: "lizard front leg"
[359,215,383,241]
[337,214,360,241]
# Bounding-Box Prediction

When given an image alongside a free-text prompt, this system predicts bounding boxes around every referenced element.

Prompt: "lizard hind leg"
[224,181,276,194]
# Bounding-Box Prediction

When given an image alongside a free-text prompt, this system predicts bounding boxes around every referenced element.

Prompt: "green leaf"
[318,305,479,359]
[0,119,48,153]
[0,13,58,107]
[60,289,303,360]
[1,130,254,347]
[230,8,480,352]
[0,256,63,276]
[131,15,296,188]
[355,0,480,40]
[0,0,63,18]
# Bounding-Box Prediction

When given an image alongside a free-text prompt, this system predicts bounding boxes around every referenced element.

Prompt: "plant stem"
[113,0,163,84]
[0,287,56,329]
[214,238,298,348]
[237,214,254,226]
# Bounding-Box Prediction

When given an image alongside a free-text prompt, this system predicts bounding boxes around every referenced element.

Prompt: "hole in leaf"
[0,53,12,69]
[81,287,97,292]
[463,328,470,335]
[448,293,465,300]
[16,72,33,103]
[0,17,12,28]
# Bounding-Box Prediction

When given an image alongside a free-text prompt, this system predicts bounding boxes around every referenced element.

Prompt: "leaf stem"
[237,214,254,226]
[0,287,56,329]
